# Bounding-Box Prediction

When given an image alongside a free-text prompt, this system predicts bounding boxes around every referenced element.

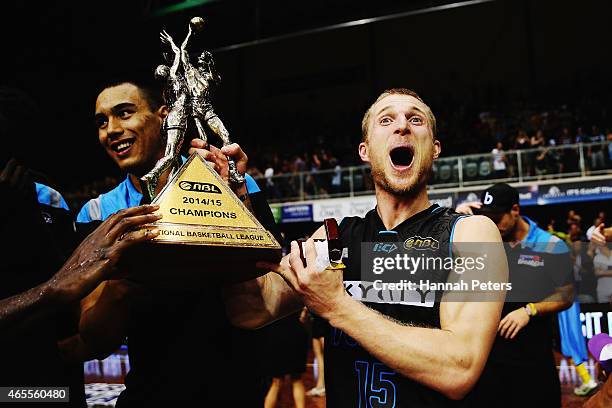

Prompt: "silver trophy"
[142,17,244,200]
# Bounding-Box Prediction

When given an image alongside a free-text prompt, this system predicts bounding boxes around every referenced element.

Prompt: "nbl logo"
[179,181,222,194]
[404,236,440,251]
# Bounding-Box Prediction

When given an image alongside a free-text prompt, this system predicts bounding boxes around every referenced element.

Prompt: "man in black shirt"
[457,183,574,407]
[227,88,509,406]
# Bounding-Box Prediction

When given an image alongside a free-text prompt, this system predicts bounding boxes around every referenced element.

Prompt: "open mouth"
[389,146,414,169]
[111,139,135,157]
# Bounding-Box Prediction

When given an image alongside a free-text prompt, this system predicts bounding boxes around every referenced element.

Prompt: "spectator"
[264,163,278,198]
[534,145,550,178]
[247,164,264,179]
[547,138,563,173]
[559,128,573,145]
[567,223,585,243]
[576,127,588,143]
[514,129,531,149]
[588,125,607,170]
[594,244,612,303]
[330,156,342,195]
[293,154,306,173]
[491,141,508,179]
[531,129,546,148]
[570,238,597,304]
[567,210,582,228]
[514,129,532,176]
[586,213,607,242]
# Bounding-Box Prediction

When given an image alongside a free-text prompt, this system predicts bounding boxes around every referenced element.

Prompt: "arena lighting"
[214,0,496,52]
[152,0,218,17]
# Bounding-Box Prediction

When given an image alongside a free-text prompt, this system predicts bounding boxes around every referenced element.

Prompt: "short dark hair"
[96,76,164,112]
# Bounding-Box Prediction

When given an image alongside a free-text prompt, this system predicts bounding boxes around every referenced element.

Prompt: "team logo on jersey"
[179,181,222,194]
[41,211,53,224]
[373,243,398,253]
[517,254,544,267]
[404,236,439,251]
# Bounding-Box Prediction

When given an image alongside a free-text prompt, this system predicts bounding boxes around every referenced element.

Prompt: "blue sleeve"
[35,182,69,211]
[245,174,260,194]
[76,202,93,223]
[551,238,570,254]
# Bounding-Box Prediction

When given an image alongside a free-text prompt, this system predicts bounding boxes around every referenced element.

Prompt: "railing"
[253,142,612,203]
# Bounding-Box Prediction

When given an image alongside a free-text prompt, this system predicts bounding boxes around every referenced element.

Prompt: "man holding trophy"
[76,18,279,407]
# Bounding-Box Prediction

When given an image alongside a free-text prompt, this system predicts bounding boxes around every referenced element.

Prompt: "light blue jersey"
[77,174,260,222]
[35,182,69,210]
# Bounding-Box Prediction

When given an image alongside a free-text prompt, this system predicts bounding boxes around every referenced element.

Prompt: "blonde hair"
[361,88,437,141]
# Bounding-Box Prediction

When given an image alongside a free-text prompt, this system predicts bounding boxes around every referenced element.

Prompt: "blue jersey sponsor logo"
[517,254,545,267]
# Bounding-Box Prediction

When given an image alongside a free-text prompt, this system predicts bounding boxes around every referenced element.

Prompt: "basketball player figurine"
[180,19,244,185]
[142,16,244,200]
[142,30,189,200]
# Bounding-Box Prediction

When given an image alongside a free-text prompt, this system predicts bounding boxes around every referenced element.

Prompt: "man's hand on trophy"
[257,239,350,321]
[45,205,161,304]
[189,139,248,187]
[221,143,248,178]
[189,138,229,180]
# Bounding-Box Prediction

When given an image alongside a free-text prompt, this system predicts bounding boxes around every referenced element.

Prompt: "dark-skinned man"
[0,87,161,407]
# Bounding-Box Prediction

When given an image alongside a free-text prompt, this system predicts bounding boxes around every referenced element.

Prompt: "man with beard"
[225,88,508,406]
[457,183,574,407]
[76,79,278,406]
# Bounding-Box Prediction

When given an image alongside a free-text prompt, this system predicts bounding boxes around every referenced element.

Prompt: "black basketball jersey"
[324,204,468,408]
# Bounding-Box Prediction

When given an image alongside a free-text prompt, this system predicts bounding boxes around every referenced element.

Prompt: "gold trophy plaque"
[124,152,281,288]
[121,18,281,289]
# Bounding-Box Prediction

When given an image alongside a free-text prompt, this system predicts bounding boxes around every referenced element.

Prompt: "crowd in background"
[547,210,612,304]
[61,98,612,206]
[231,96,612,199]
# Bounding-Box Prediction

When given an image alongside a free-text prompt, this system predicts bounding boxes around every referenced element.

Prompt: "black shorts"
[311,315,328,339]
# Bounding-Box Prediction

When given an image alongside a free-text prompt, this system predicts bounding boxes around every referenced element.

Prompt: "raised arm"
[160,30,181,77]
[179,26,193,69]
